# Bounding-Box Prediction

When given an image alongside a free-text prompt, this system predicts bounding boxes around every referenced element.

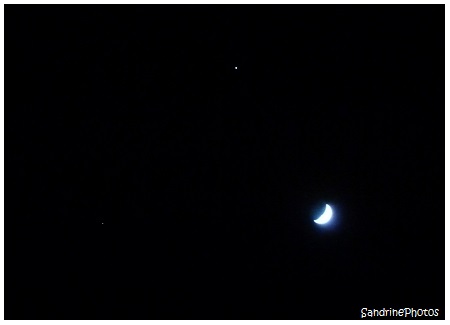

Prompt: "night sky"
[7,5,444,320]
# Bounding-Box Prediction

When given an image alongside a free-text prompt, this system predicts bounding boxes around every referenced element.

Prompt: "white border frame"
[0,1,446,323]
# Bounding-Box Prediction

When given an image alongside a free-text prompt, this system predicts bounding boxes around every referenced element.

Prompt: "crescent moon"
[314,204,333,224]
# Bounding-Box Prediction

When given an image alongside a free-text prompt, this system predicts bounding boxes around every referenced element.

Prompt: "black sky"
[6,5,444,320]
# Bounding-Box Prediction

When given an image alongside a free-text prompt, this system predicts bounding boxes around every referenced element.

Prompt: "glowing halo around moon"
[314,204,333,224]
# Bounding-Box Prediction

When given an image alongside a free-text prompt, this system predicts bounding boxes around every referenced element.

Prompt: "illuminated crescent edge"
[314,204,333,224]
